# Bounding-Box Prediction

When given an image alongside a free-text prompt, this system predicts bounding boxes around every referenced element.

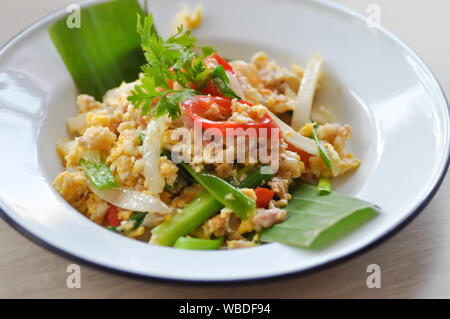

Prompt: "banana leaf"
[260,181,378,247]
[48,0,146,100]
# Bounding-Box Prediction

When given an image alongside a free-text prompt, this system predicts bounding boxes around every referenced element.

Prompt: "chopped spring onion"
[211,65,242,99]
[291,54,323,131]
[48,0,146,100]
[317,177,332,195]
[174,236,225,250]
[311,123,333,174]
[80,159,119,190]
[181,164,255,220]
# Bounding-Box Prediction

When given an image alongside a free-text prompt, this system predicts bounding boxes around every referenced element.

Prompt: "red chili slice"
[107,205,121,227]
[254,188,276,208]
[182,95,281,139]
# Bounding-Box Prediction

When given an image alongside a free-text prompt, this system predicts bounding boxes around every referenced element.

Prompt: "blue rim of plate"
[0,0,449,285]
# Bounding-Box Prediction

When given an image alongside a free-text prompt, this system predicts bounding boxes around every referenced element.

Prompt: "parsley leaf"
[128,14,215,120]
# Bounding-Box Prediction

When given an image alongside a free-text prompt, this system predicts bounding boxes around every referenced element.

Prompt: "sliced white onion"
[66,106,115,135]
[226,70,246,100]
[268,110,319,156]
[67,113,87,135]
[88,183,173,214]
[291,54,323,131]
[143,116,170,194]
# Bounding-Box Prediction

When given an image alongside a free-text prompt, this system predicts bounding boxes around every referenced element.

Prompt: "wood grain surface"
[0,0,449,298]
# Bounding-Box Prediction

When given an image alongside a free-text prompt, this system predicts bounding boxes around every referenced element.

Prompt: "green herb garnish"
[128,14,215,120]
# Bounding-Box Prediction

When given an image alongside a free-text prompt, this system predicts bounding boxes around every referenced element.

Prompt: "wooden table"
[0,0,449,298]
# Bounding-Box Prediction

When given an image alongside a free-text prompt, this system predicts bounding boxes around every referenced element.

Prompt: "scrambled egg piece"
[171,184,203,208]
[53,169,88,206]
[232,52,302,113]
[106,127,143,187]
[159,156,178,186]
[228,99,267,123]
[64,125,116,167]
[86,193,109,224]
[170,3,203,36]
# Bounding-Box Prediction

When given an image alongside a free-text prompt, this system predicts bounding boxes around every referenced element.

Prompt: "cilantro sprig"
[128,14,216,120]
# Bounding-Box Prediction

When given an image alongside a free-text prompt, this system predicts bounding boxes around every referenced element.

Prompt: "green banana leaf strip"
[260,181,378,247]
[48,0,146,100]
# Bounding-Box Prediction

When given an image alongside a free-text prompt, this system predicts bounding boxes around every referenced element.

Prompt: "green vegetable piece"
[151,190,223,246]
[260,181,378,247]
[151,166,270,246]
[238,166,275,188]
[317,177,331,195]
[181,163,255,220]
[164,181,179,191]
[48,0,146,100]
[174,236,225,250]
[311,123,333,174]
[210,65,242,99]
[129,212,147,228]
[138,133,145,145]
[127,14,213,119]
[80,159,120,190]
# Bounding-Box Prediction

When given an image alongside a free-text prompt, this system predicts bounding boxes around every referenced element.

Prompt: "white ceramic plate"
[0,0,448,283]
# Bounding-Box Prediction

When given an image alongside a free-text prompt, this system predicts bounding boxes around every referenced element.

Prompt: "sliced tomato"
[204,52,235,74]
[254,188,275,208]
[107,205,121,227]
[287,143,312,168]
[182,96,281,138]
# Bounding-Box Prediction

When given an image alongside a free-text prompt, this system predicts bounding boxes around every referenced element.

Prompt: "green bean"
[181,163,255,220]
[174,236,225,250]
[151,166,274,246]
[151,190,222,246]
